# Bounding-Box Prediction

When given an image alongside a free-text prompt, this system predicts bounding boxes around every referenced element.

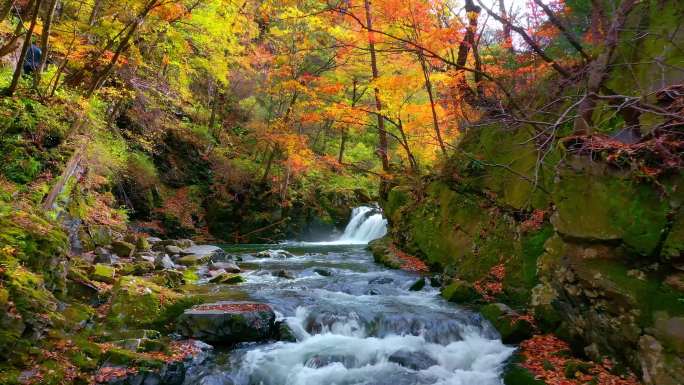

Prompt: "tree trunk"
[34,0,59,88]
[498,0,513,52]
[88,0,103,26]
[364,0,390,173]
[574,0,636,133]
[85,0,158,97]
[419,54,446,155]
[456,0,480,67]
[5,0,42,96]
[339,79,359,163]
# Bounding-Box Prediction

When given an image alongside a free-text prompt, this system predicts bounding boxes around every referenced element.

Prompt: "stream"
[184,207,514,385]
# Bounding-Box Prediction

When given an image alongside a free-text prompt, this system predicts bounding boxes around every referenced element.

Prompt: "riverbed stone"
[441,279,479,303]
[95,247,118,264]
[176,302,276,343]
[480,303,534,344]
[177,254,212,266]
[208,272,244,284]
[388,349,438,370]
[155,254,176,270]
[181,245,225,259]
[209,261,240,273]
[254,249,293,259]
[273,269,295,279]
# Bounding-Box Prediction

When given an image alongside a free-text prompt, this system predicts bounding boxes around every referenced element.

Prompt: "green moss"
[91,263,116,283]
[105,348,164,369]
[108,276,182,328]
[480,303,534,344]
[441,280,479,303]
[504,364,547,385]
[182,268,199,283]
[662,211,684,260]
[552,162,669,256]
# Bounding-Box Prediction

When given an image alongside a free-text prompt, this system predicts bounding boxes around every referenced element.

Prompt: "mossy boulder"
[111,240,136,258]
[441,280,479,303]
[551,159,669,255]
[136,236,151,252]
[209,273,245,284]
[176,254,211,266]
[368,237,401,269]
[177,302,276,343]
[480,303,534,344]
[91,263,116,284]
[108,276,182,328]
[151,269,186,289]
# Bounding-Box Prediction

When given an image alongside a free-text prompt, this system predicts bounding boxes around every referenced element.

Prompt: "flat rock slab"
[181,245,226,259]
[177,302,275,344]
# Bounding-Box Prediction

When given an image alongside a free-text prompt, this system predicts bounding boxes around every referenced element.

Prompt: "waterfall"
[335,206,388,244]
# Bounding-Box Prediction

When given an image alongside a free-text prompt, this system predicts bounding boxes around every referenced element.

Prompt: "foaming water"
[187,242,513,385]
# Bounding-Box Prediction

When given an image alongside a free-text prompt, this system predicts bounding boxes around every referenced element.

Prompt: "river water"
[185,207,514,385]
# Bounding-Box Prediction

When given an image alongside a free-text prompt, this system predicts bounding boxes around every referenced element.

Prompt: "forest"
[0,0,682,384]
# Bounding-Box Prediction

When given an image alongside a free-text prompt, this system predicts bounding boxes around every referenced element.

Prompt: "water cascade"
[311,205,387,245]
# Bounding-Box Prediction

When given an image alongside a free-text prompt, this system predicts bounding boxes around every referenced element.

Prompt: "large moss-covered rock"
[551,159,669,255]
[480,303,534,344]
[177,302,276,343]
[91,263,116,284]
[441,280,479,303]
[108,276,182,328]
[111,240,136,258]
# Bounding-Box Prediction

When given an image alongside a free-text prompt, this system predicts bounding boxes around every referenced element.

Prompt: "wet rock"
[369,276,393,285]
[273,269,295,279]
[92,263,116,284]
[181,245,225,259]
[314,268,332,277]
[208,272,244,284]
[254,249,294,259]
[409,277,426,291]
[388,349,438,370]
[480,303,534,344]
[95,247,118,264]
[198,374,234,385]
[305,354,358,368]
[112,240,136,258]
[146,237,162,245]
[441,279,479,303]
[177,302,276,343]
[277,321,297,342]
[209,261,240,273]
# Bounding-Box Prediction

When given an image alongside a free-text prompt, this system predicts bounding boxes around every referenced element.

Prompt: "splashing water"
[337,206,388,244]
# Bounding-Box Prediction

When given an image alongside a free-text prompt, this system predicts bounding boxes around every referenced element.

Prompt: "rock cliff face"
[378,1,684,382]
[382,143,683,384]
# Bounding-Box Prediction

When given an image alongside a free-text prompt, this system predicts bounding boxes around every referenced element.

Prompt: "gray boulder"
[165,245,184,255]
[181,245,225,258]
[95,247,118,264]
[209,261,240,273]
[177,302,276,343]
[254,249,294,259]
[388,349,438,370]
[155,254,176,270]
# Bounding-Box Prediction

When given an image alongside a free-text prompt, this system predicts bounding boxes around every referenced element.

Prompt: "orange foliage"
[520,335,640,385]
